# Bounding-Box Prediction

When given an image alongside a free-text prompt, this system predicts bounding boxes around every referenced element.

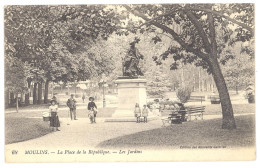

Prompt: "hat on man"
[89,97,94,101]
[50,99,56,104]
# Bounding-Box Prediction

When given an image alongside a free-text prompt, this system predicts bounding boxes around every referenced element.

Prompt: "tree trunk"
[44,80,49,104]
[25,79,31,105]
[5,90,9,108]
[198,69,201,92]
[181,64,184,87]
[38,82,43,104]
[10,92,15,105]
[33,82,38,104]
[209,58,236,130]
[211,77,215,92]
[16,93,19,113]
[236,85,238,94]
[74,83,77,95]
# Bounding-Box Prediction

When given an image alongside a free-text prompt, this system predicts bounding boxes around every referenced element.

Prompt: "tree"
[221,43,254,93]
[176,86,192,103]
[4,5,120,104]
[5,54,28,112]
[122,4,254,129]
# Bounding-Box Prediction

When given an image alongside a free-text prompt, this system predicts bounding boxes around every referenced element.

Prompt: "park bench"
[209,95,220,104]
[186,106,205,121]
[188,96,206,104]
[161,106,205,126]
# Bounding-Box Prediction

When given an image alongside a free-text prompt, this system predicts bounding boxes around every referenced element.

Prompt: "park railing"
[187,96,206,104]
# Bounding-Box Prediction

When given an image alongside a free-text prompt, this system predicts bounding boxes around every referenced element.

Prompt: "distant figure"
[134,103,141,123]
[88,97,97,123]
[52,94,59,105]
[142,105,150,123]
[67,94,77,120]
[153,99,161,117]
[177,103,187,122]
[82,94,86,103]
[49,100,60,131]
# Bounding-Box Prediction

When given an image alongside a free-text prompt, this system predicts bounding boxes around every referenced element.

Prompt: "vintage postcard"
[4,3,255,162]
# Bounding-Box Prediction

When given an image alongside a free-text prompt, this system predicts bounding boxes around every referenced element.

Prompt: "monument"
[106,38,157,122]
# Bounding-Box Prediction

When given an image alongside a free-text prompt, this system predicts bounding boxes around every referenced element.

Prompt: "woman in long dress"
[49,100,60,131]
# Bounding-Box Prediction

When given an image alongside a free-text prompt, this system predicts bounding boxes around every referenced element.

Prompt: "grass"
[5,114,53,144]
[204,104,255,115]
[160,103,255,116]
[98,114,255,149]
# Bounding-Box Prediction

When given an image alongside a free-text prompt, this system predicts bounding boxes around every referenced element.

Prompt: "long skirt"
[50,112,60,127]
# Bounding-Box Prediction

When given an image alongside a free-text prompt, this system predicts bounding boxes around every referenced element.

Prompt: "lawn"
[5,114,53,144]
[97,114,255,149]
[160,103,255,116]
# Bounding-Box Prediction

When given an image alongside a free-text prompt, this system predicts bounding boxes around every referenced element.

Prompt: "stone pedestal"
[105,78,157,122]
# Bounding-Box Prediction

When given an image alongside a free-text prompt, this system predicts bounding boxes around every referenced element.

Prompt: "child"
[142,105,150,123]
[88,107,95,124]
[88,97,97,123]
[134,103,141,123]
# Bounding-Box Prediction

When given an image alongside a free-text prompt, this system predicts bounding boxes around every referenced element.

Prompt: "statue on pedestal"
[122,38,144,77]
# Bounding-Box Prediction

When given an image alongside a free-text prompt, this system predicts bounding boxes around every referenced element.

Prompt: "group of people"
[134,103,150,123]
[48,94,98,131]
[47,94,187,131]
[133,100,187,124]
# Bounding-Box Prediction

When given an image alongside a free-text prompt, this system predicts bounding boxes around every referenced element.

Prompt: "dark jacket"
[88,102,97,110]
[67,98,76,109]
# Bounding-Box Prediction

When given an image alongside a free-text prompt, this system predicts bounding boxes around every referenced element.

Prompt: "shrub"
[176,86,191,103]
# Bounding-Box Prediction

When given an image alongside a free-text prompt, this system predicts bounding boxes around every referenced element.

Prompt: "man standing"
[67,94,77,120]
[88,97,97,123]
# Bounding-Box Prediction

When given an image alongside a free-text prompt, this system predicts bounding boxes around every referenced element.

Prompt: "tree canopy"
[4,4,254,129]
[120,4,254,129]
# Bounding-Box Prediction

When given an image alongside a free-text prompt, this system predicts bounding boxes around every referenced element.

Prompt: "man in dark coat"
[177,103,187,122]
[67,94,77,120]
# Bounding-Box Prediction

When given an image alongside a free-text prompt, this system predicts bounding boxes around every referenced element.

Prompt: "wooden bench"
[188,96,206,104]
[186,106,205,121]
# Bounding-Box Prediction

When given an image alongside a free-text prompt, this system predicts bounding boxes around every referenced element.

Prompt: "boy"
[88,97,97,123]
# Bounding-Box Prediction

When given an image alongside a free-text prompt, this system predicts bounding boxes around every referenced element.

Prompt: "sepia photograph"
[3,1,256,163]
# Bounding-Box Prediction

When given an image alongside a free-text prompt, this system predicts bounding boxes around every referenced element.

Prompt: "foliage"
[176,86,192,103]
[221,43,254,90]
[4,5,119,85]
[5,51,28,94]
